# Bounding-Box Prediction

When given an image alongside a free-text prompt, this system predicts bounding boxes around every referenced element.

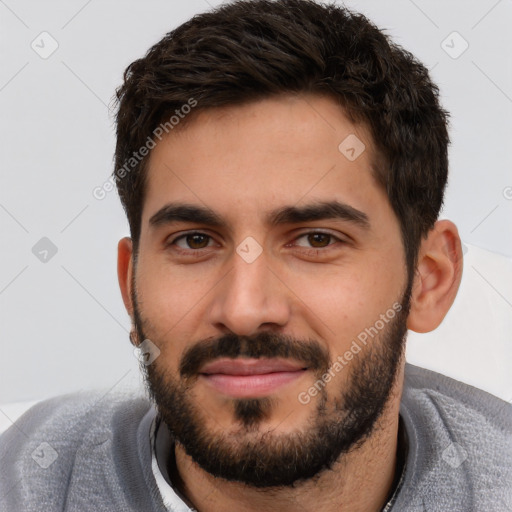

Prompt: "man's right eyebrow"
[148,203,226,229]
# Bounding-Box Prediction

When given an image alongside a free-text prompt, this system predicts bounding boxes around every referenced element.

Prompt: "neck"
[172,368,404,512]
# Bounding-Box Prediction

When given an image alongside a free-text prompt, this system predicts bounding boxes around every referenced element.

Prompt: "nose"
[207,248,291,336]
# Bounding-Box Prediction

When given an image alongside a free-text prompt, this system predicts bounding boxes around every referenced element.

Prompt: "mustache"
[180,331,330,378]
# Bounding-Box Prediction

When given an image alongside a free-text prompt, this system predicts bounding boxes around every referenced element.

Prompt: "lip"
[199,358,308,398]
[201,357,306,375]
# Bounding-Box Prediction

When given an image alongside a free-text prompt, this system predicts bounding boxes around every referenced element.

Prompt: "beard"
[132,283,411,488]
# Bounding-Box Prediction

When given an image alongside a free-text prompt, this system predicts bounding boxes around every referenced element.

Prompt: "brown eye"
[293,231,339,249]
[184,233,210,249]
[170,232,214,251]
[306,233,332,248]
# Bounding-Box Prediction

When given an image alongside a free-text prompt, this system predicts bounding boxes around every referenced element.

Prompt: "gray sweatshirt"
[1,364,511,511]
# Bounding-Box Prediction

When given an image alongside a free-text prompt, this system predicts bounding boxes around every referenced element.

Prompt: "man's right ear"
[117,237,134,321]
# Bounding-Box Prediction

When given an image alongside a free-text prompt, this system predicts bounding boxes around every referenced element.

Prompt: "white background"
[1,0,511,411]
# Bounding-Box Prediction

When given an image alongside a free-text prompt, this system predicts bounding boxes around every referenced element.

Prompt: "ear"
[117,237,134,321]
[407,220,463,333]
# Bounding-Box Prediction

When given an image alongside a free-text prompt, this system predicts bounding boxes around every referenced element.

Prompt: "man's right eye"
[166,232,216,253]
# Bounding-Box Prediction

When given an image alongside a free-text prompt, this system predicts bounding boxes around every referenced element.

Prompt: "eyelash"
[166,230,345,256]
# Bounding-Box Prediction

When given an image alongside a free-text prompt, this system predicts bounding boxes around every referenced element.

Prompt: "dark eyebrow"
[148,200,370,230]
[149,203,224,229]
[267,200,370,229]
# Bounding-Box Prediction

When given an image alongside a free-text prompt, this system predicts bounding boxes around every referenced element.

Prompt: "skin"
[118,93,463,512]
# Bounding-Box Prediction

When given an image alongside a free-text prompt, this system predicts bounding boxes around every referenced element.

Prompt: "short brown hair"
[113,0,449,276]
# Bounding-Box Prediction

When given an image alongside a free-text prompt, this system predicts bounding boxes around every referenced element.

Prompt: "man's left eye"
[293,232,341,249]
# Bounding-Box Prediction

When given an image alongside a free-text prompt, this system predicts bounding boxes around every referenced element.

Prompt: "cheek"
[135,257,215,356]
[295,257,404,355]
[137,251,208,310]
[303,280,373,356]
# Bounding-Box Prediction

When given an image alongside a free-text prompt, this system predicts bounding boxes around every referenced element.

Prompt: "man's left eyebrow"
[267,200,370,229]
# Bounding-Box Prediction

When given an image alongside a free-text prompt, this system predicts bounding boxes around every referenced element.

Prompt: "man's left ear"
[407,220,463,333]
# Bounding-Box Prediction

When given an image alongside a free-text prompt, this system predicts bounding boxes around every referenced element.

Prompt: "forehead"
[141,94,388,232]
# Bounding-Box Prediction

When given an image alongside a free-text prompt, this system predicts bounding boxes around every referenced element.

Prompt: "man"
[1,0,511,510]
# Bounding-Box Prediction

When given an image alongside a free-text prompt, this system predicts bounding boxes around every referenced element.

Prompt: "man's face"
[130,94,410,486]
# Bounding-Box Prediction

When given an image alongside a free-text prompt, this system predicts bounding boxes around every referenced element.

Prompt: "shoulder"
[396,364,512,511]
[403,363,512,434]
[1,390,152,451]
[0,390,154,511]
